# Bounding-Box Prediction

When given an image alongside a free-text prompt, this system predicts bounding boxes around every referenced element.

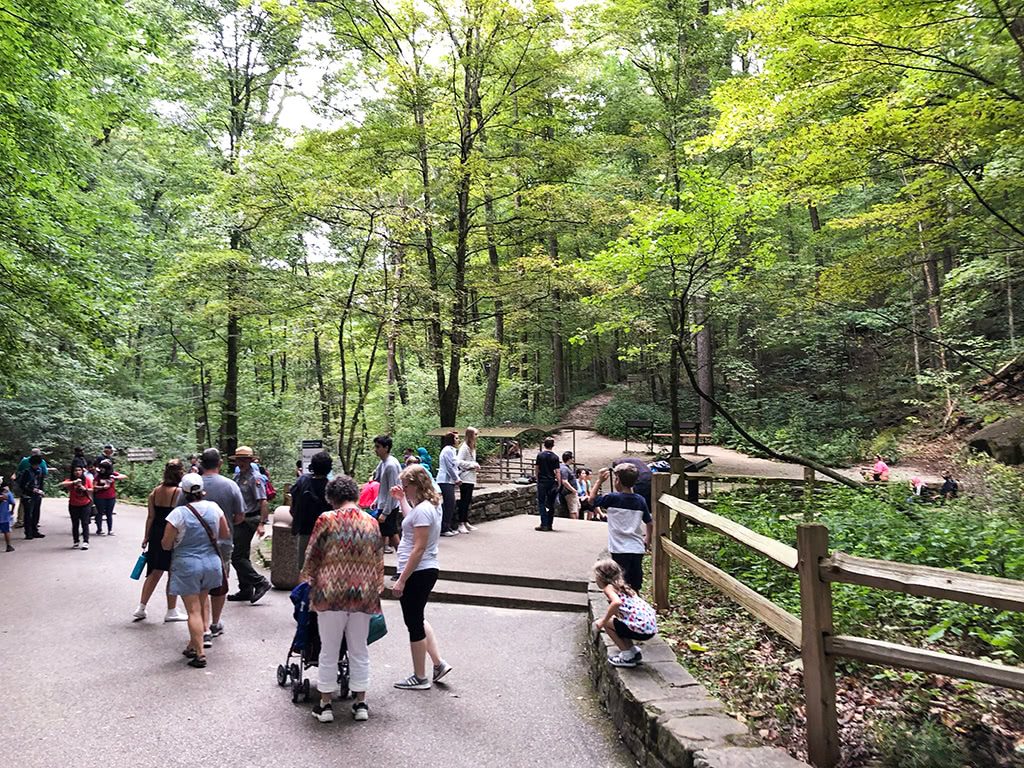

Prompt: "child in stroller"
[277,582,349,703]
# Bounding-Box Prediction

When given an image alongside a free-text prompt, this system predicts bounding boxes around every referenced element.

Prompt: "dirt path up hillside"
[563,389,616,429]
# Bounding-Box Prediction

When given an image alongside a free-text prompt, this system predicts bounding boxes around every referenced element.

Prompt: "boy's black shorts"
[611,552,644,592]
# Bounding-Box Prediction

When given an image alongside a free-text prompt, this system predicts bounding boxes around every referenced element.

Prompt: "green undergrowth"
[691,472,1024,660]
[654,461,1024,765]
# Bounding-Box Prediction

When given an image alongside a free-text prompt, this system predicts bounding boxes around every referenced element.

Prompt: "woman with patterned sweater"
[300,474,385,723]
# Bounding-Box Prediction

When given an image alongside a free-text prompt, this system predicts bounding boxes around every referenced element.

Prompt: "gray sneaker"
[394,674,431,690]
[202,632,213,649]
[433,661,453,682]
[209,622,225,637]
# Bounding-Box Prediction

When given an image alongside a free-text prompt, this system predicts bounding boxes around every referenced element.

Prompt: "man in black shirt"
[534,437,560,532]
[290,451,332,569]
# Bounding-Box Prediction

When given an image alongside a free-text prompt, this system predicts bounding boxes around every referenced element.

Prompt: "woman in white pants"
[300,475,384,723]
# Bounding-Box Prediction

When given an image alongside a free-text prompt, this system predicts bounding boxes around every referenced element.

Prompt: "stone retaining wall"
[587,586,810,768]
[466,482,535,522]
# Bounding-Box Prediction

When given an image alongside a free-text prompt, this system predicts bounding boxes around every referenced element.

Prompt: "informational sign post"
[299,440,323,474]
[126,447,157,463]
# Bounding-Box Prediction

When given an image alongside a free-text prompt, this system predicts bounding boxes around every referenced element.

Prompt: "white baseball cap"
[179,473,204,493]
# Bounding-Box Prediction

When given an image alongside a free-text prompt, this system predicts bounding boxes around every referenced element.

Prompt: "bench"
[624,419,654,453]
[653,420,703,455]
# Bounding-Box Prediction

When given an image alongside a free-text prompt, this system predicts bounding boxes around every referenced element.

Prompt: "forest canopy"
[1,0,1021,476]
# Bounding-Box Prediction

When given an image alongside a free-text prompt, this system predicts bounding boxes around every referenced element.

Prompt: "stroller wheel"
[291,682,301,704]
[302,678,311,702]
[276,664,288,687]
[289,663,301,683]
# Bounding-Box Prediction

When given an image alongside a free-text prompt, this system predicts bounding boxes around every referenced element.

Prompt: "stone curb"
[586,587,810,768]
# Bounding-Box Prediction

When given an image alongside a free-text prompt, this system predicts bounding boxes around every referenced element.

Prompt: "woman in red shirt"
[61,465,94,549]
[94,459,128,535]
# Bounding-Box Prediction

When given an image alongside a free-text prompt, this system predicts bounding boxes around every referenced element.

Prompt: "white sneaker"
[164,609,188,623]
[464,522,477,532]
[132,605,147,621]
[81,542,89,550]
[384,546,395,554]
[441,530,458,537]
[457,524,469,534]
[352,702,369,721]
[312,703,334,723]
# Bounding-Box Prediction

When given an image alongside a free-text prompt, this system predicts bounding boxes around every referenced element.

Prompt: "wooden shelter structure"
[424,424,586,483]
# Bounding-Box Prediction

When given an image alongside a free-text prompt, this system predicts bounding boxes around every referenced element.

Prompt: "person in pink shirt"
[872,455,890,482]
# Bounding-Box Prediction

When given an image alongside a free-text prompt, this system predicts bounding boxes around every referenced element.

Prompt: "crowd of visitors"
[2,429,664,723]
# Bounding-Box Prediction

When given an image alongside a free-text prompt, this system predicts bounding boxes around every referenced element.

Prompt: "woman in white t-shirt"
[388,464,452,690]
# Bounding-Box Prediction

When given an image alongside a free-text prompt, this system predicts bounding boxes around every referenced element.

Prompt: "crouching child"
[592,558,657,668]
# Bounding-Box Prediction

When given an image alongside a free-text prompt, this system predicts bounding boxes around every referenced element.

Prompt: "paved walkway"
[0,499,631,768]
[384,514,610,586]
[550,428,943,484]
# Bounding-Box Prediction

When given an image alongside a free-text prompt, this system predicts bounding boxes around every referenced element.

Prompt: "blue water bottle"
[130,551,148,580]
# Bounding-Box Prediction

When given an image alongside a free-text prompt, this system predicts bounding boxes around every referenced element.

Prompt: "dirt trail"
[563,389,616,429]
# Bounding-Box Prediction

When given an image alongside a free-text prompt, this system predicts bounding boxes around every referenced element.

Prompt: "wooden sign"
[126,447,157,463]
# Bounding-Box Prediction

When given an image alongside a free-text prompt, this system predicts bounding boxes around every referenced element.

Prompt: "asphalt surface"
[0,499,631,768]
[382,514,611,586]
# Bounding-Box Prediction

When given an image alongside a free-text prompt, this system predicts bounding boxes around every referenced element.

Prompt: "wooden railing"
[650,471,1024,768]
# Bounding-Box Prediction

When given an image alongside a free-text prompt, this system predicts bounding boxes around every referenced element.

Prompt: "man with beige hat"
[228,445,271,604]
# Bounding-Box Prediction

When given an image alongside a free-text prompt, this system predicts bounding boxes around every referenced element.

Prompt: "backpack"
[263,474,277,502]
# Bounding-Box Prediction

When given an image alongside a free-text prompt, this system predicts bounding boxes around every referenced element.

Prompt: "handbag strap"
[186,503,220,557]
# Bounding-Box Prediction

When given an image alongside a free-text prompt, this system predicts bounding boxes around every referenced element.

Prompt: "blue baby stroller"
[277,582,349,703]
[277,582,388,704]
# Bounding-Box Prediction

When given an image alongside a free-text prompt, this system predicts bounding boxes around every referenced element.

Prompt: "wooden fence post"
[652,471,671,610]
[798,524,840,768]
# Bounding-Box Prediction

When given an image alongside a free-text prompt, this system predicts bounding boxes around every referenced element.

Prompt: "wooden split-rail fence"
[650,469,1024,768]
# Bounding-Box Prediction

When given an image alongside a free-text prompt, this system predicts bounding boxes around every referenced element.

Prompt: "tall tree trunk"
[312,329,329,438]
[483,192,503,420]
[303,257,330,439]
[1008,252,1018,351]
[520,332,531,410]
[907,257,922,384]
[386,244,405,432]
[917,222,946,371]
[219,310,240,457]
[412,57,447,426]
[693,296,714,433]
[549,232,565,410]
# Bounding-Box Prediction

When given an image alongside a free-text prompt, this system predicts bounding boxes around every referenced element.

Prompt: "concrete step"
[383,563,588,593]
[382,579,588,613]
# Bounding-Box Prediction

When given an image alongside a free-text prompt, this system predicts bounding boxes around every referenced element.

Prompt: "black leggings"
[70,505,91,544]
[457,483,474,524]
[399,568,438,642]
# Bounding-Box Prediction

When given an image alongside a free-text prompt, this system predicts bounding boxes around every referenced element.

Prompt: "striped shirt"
[300,506,384,614]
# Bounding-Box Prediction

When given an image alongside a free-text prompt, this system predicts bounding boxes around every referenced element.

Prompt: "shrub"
[594,393,672,440]
[873,718,966,768]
